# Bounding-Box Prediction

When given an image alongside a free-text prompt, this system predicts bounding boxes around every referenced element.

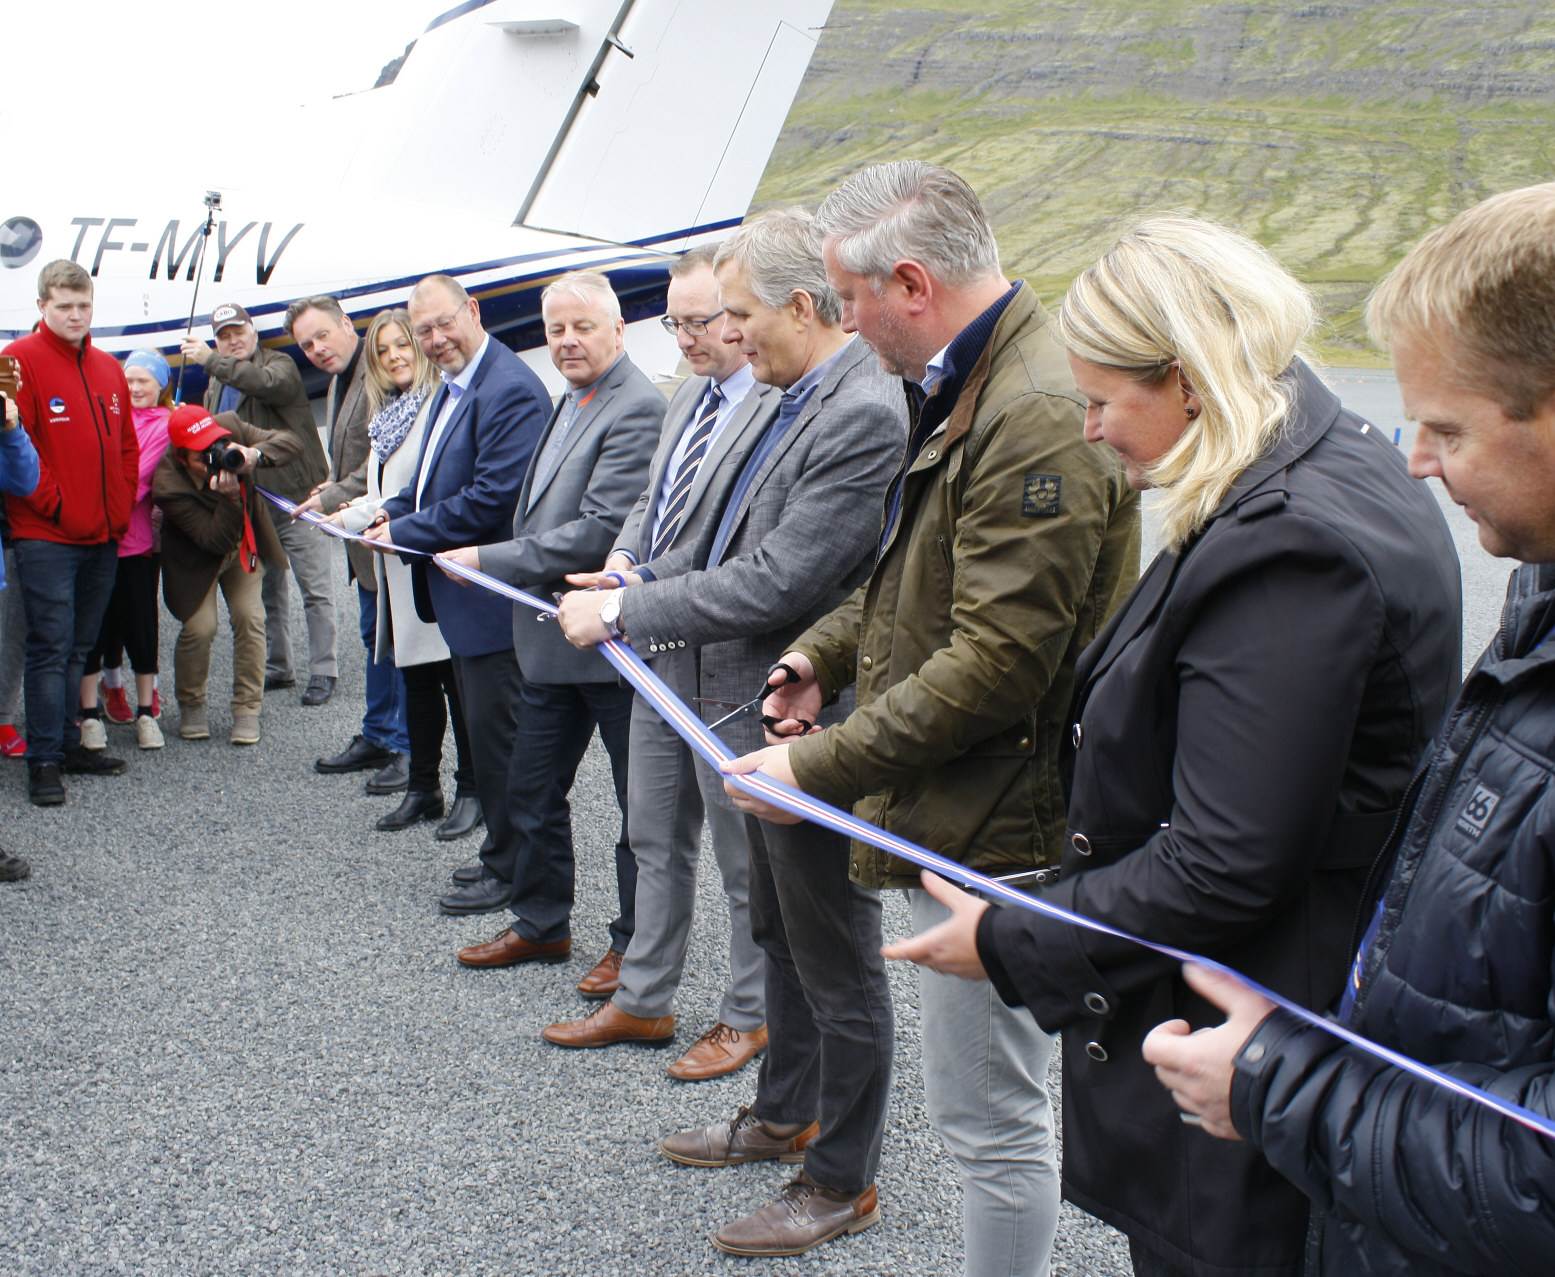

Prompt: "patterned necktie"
[648,384,722,559]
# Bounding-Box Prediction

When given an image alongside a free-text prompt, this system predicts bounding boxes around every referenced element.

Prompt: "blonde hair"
[1057,216,1314,550]
[363,309,438,415]
[1368,182,1555,421]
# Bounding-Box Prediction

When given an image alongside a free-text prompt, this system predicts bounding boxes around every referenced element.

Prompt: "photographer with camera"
[153,405,300,746]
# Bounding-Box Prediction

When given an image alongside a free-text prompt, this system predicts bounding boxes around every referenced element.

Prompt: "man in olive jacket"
[153,406,301,747]
[727,163,1140,1277]
[183,302,336,700]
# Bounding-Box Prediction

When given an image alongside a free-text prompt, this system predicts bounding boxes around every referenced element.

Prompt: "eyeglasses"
[411,311,465,341]
[659,310,724,336]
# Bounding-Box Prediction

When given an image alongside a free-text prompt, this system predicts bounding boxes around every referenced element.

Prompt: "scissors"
[695,663,813,736]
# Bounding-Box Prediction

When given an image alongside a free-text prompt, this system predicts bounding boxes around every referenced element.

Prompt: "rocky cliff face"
[757,1,1555,360]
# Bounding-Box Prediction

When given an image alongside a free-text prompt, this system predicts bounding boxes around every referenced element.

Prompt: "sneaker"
[28,762,64,807]
[103,686,135,725]
[63,746,127,776]
[0,724,26,758]
[230,713,261,746]
[79,716,107,751]
[179,704,210,741]
[136,715,165,750]
[0,847,31,882]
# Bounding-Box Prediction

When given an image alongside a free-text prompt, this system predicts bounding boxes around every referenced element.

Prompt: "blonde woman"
[886,217,1462,1276]
[332,310,479,837]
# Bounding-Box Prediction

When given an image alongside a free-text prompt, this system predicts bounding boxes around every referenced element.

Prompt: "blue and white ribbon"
[261,486,1555,1144]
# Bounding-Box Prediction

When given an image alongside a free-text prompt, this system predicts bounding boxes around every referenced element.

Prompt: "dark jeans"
[13,538,118,765]
[747,816,894,1195]
[451,647,523,880]
[358,584,408,754]
[401,657,474,795]
[504,673,636,951]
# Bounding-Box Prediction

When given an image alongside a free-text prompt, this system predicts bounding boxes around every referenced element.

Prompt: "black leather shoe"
[63,746,127,776]
[450,861,484,885]
[263,672,296,691]
[366,754,409,794]
[436,793,484,842]
[300,675,337,707]
[28,763,64,807]
[315,734,396,774]
[438,870,512,916]
[376,789,445,831]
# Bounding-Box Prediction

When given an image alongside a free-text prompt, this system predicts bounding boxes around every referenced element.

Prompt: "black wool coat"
[977,361,1464,1276]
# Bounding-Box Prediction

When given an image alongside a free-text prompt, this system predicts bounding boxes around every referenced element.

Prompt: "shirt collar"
[785,334,856,403]
[441,334,490,396]
[919,342,953,396]
[711,362,755,406]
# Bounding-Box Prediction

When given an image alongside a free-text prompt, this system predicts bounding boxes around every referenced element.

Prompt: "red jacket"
[2,323,138,545]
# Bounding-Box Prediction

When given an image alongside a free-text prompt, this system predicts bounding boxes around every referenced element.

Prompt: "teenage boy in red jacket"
[3,258,139,806]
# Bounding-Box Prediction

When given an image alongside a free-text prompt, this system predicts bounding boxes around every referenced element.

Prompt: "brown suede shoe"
[667,1022,769,1082]
[712,1173,879,1257]
[456,928,571,969]
[575,948,624,999]
[542,999,675,1048]
[658,1104,818,1168]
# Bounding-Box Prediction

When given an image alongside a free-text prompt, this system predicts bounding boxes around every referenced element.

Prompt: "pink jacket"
[120,406,170,557]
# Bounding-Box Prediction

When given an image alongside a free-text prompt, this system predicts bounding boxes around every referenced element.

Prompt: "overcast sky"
[7,1,440,124]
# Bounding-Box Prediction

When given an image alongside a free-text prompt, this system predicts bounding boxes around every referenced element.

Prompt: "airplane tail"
[342,0,834,249]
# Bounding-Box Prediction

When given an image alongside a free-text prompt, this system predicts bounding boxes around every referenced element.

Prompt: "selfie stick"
[173,191,222,404]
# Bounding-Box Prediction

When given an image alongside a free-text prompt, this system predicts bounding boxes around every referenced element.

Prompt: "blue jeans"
[358,583,408,754]
[504,673,636,951]
[13,539,118,766]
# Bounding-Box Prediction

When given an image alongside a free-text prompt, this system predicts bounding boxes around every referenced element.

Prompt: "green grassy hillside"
[757,1,1555,364]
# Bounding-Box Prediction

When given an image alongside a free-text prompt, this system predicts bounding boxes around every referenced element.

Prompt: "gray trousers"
[262,515,338,680]
[913,889,1059,1277]
[0,544,23,723]
[612,694,765,1029]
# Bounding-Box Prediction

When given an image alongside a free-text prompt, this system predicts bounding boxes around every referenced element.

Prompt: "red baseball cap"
[167,404,232,450]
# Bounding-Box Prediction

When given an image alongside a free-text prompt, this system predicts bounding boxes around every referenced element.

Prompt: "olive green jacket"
[787,285,1140,889]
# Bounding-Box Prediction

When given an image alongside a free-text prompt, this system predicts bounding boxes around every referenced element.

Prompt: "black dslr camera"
[202,440,246,473]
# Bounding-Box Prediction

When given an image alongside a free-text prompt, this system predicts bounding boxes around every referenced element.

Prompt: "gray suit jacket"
[621,337,907,753]
[481,352,663,684]
[317,351,375,586]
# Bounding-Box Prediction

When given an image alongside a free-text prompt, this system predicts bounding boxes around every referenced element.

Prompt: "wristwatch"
[599,589,624,639]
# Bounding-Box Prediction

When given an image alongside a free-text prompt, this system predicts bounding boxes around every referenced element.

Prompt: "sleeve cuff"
[977,905,1027,1009]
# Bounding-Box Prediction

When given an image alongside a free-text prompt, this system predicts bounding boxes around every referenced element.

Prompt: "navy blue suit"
[380,340,549,658]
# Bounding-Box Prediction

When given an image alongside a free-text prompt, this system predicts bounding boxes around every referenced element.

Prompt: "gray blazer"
[621,337,907,753]
[317,352,375,587]
[616,373,779,699]
[481,352,663,684]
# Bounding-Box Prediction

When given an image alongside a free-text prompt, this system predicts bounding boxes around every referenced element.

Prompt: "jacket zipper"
[77,350,111,535]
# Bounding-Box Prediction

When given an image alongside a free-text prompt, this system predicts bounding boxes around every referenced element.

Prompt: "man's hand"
[179,336,213,367]
[762,652,824,743]
[2,395,19,432]
[557,587,619,648]
[881,871,991,980]
[602,552,635,576]
[360,513,396,551]
[292,481,331,519]
[435,545,480,583]
[565,569,642,591]
[1141,963,1277,1141]
[209,470,243,497]
[721,742,804,824]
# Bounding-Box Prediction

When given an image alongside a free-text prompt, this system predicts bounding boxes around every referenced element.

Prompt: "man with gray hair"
[556,209,905,1258]
[723,162,1141,1276]
[440,271,662,988]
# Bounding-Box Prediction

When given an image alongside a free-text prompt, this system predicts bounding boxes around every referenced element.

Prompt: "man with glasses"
[541,246,777,1080]
[367,274,549,913]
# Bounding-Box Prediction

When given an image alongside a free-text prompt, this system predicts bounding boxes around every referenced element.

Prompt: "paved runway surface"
[0,369,1505,1275]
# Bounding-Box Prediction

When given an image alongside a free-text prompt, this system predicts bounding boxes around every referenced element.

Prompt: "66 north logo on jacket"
[1455,783,1501,839]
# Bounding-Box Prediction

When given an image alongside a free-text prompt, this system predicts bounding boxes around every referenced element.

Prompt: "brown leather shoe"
[712,1173,880,1257]
[658,1104,817,1168]
[456,928,571,969]
[542,999,675,1048]
[575,948,624,999]
[667,1022,768,1082]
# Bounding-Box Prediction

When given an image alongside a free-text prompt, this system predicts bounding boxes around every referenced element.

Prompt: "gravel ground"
[0,372,1502,1275]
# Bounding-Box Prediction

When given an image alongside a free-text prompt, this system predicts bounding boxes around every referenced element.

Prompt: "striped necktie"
[648,384,722,559]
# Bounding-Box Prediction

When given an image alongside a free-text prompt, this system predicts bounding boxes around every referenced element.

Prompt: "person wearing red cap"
[152,405,301,745]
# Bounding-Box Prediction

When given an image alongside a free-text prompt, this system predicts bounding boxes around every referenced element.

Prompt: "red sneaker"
[103,686,135,725]
[0,723,26,758]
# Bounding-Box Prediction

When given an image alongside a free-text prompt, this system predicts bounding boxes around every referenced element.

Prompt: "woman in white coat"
[332,309,480,837]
